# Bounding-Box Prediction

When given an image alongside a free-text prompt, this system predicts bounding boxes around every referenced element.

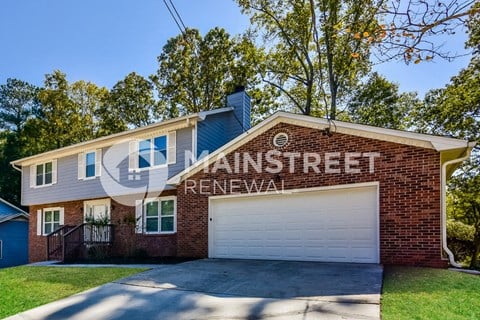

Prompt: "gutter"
[441,143,475,268]
[11,162,22,172]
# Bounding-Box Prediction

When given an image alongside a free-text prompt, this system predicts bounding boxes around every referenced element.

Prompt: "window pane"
[146,201,158,217]
[45,172,52,185]
[53,210,60,222]
[86,164,95,177]
[85,152,96,177]
[139,139,151,168]
[45,224,52,234]
[161,200,174,216]
[53,223,60,231]
[45,162,52,174]
[44,211,52,222]
[146,217,159,232]
[153,136,167,166]
[161,217,174,232]
[36,164,43,186]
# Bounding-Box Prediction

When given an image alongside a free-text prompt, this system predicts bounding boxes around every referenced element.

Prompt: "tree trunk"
[470,229,480,269]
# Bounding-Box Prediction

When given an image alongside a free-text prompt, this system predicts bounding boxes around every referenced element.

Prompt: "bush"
[447,219,475,263]
[447,219,475,241]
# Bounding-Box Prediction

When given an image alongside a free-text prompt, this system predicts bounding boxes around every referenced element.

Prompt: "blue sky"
[0,0,472,97]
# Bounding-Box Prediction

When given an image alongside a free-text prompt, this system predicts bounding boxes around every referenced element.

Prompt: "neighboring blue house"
[0,197,29,268]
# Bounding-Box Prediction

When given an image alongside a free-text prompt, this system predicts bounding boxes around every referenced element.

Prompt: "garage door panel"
[210,185,378,263]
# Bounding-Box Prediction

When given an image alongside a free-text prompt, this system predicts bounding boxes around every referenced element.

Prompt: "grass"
[0,266,147,318]
[382,266,480,320]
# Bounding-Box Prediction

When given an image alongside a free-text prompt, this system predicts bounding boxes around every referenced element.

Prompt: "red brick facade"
[176,123,447,267]
[29,190,177,263]
[28,122,448,267]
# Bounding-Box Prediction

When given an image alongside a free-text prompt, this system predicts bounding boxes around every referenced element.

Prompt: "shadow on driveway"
[7,259,383,320]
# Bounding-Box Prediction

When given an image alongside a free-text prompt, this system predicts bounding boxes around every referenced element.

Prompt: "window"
[43,209,61,234]
[30,160,57,188]
[129,131,176,172]
[78,150,101,180]
[144,197,176,233]
[85,152,96,178]
[139,136,167,169]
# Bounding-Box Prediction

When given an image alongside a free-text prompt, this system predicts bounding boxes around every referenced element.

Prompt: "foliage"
[152,27,274,119]
[0,266,147,319]
[382,266,480,320]
[0,78,39,132]
[447,219,475,242]
[377,0,479,62]
[410,11,480,268]
[347,72,420,129]
[109,72,157,128]
[237,0,381,118]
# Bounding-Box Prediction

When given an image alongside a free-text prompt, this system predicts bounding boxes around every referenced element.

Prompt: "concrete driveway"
[7,259,383,320]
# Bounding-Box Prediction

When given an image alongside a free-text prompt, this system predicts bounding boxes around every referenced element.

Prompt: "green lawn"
[382,266,480,320]
[0,266,147,318]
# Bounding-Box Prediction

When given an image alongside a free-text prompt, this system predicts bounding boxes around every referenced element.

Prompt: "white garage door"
[209,184,379,263]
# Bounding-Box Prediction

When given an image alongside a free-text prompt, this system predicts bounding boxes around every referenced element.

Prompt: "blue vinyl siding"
[21,127,192,206]
[0,221,28,268]
[197,91,251,158]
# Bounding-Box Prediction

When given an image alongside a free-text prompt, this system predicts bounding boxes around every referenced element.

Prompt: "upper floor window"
[129,131,176,171]
[139,136,167,168]
[30,160,57,188]
[78,149,102,180]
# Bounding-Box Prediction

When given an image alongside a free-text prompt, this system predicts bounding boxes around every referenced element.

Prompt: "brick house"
[11,90,475,267]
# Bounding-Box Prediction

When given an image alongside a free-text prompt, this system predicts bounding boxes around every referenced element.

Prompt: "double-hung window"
[36,207,64,236]
[30,160,57,188]
[139,136,167,168]
[138,197,176,234]
[129,132,176,171]
[78,149,102,180]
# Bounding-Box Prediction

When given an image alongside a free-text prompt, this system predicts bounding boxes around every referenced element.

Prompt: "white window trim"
[83,198,111,222]
[143,196,177,235]
[42,207,64,236]
[130,131,176,172]
[31,160,57,188]
[78,149,102,180]
[137,135,168,171]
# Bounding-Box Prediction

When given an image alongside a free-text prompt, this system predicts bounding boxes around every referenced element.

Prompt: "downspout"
[441,145,473,268]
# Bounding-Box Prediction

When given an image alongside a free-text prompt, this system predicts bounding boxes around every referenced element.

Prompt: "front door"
[84,199,111,243]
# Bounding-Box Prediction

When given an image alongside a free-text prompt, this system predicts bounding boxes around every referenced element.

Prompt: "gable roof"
[11,107,234,167]
[167,111,475,185]
[0,198,28,224]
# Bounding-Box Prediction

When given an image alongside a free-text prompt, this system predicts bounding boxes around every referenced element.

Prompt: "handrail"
[46,225,75,261]
[63,223,114,262]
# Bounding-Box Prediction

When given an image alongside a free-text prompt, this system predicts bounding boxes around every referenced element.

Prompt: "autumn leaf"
[354,33,361,39]
[351,52,360,58]
[363,31,369,37]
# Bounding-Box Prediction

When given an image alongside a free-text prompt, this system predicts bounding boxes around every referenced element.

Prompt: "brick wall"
[177,123,447,267]
[28,190,177,262]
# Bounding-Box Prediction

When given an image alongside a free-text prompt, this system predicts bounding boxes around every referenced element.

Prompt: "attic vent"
[273,132,289,148]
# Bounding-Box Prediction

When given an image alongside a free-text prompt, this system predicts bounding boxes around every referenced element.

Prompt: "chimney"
[227,86,251,132]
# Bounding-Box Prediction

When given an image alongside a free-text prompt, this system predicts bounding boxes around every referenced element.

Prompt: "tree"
[109,72,156,128]
[237,0,383,118]
[377,0,480,62]
[152,27,270,118]
[35,70,110,151]
[412,9,480,268]
[347,72,420,129]
[0,78,39,132]
[236,0,478,118]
